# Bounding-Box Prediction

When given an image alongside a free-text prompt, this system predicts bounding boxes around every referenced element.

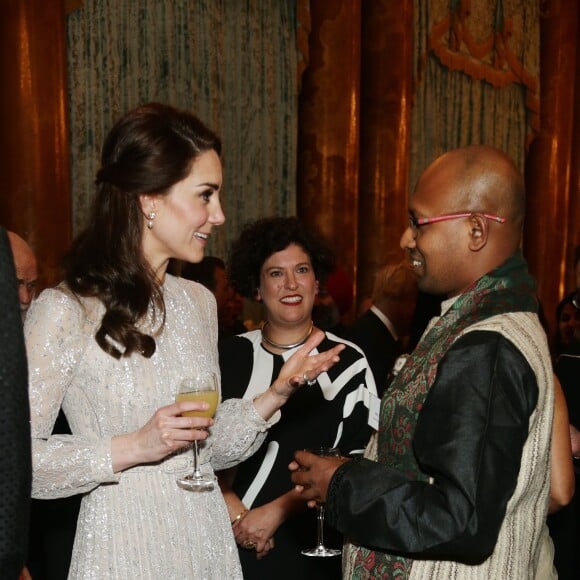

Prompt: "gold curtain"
[410,0,539,183]
[66,0,300,260]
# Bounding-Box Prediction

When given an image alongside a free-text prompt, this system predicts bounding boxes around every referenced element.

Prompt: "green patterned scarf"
[351,251,538,579]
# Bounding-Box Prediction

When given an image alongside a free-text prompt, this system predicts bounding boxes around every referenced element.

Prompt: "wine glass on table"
[175,372,219,491]
[301,446,342,557]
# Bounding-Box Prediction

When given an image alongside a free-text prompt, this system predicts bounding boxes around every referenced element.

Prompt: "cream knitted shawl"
[343,311,555,580]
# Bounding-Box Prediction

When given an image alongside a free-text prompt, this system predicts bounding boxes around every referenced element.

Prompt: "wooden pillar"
[297,0,361,318]
[0,0,72,290]
[357,0,413,303]
[524,0,578,336]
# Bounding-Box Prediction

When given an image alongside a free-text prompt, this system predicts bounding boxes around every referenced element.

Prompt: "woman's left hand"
[233,504,281,559]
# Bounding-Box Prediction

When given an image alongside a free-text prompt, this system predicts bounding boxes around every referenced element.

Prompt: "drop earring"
[146,211,156,230]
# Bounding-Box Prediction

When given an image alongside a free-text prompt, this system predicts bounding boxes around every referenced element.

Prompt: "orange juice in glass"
[175,390,219,419]
[175,372,218,491]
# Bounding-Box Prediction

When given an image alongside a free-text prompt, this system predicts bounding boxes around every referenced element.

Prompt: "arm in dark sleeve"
[0,229,31,576]
[326,331,538,563]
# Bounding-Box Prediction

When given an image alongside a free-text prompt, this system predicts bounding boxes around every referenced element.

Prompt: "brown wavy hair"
[64,103,221,359]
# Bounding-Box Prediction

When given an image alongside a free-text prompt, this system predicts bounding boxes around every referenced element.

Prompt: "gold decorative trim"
[427,1,539,139]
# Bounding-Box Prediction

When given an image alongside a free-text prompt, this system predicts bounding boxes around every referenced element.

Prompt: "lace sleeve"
[210,398,280,471]
[25,288,119,499]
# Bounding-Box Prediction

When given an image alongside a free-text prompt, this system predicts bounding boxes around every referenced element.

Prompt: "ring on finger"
[243,540,256,550]
[303,372,316,387]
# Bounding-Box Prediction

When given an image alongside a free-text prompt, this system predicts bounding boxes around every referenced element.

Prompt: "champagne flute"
[301,446,342,557]
[175,372,219,491]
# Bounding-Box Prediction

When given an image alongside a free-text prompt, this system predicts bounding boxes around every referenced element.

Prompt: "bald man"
[7,231,38,321]
[291,146,555,578]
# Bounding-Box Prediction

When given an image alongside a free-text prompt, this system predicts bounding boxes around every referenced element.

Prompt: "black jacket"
[0,227,32,577]
[326,331,537,564]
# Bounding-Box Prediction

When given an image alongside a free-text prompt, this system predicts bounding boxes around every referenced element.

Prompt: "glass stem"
[193,440,202,478]
[316,504,326,548]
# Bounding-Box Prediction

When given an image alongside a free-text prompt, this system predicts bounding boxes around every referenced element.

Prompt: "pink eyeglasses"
[408,212,506,232]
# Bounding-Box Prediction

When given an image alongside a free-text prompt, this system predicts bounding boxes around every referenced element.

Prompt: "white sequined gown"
[25,275,275,579]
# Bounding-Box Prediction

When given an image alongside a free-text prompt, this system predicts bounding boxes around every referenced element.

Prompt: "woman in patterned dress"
[218,216,378,580]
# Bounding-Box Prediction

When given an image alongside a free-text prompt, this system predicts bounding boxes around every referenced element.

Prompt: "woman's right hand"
[111,400,213,472]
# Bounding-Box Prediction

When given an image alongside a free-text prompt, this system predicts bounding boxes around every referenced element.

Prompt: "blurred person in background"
[311,265,355,337]
[553,292,580,359]
[7,231,37,322]
[345,262,418,395]
[7,233,82,580]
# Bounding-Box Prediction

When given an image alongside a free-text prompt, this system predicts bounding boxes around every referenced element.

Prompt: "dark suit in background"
[328,264,424,396]
[0,227,32,578]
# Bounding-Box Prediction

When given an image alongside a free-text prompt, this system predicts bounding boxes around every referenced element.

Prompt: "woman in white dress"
[25,103,343,579]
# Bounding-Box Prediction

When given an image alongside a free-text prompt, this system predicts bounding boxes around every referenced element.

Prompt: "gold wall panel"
[0,0,72,290]
[297,0,362,316]
[567,8,580,293]
[524,0,579,337]
[357,0,413,302]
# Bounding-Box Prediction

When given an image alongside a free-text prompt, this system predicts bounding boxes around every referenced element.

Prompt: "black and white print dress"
[219,329,378,580]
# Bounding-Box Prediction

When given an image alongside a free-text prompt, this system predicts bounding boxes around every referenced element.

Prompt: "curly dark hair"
[228,216,334,299]
[64,103,221,359]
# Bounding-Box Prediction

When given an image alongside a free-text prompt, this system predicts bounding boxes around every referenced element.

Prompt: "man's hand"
[289,451,349,506]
